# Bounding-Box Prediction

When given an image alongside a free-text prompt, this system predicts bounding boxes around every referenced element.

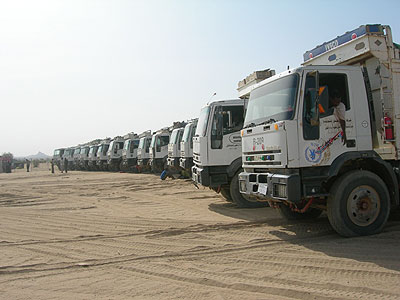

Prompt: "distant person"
[26,159,30,172]
[330,89,347,144]
[51,159,55,174]
[63,157,68,173]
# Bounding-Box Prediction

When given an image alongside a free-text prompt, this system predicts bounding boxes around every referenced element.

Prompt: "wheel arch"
[226,157,242,178]
[326,151,399,206]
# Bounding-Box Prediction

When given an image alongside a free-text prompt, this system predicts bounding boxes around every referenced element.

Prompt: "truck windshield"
[195,106,210,137]
[150,136,156,148]
[182,124,191,142]
[132,140,139,150]
[244,74,298,127]
[170,130,179,144]
[139,138,145,149]
[124,140,130,151]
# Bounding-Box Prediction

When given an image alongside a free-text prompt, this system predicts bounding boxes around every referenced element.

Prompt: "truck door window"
[223,106,244,135]
[157,136,169,151]
[303,73,320,140]
[211,106,224,149]
[319,73,350,115]
[211,105,244,149]
[303,72,350,140]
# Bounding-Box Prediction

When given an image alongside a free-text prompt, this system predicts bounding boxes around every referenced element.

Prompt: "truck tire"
[327,170,390,237]
[277,203,322,220]
[220,186,233,202]
[230,172,264,208]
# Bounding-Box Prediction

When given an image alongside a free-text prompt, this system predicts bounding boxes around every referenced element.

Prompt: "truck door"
[208,104,243,166]
[299,70,355,166]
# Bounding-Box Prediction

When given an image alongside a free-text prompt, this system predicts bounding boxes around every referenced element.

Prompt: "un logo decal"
[305,142,322,164]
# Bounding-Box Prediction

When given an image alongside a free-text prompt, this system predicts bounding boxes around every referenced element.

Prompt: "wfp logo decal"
[305,142,322,163]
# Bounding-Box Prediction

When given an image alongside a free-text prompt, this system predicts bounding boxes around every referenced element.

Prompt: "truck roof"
[206,98,245,107]
[303,24,385,63]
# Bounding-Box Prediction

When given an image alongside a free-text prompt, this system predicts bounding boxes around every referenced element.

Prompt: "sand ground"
[0,163,400,299]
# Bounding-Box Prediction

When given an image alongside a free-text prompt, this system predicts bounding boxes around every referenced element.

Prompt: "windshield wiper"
[257,118,277,126]
[243,122,256,129]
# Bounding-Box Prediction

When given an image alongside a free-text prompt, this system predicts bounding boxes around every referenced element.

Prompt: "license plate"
[258,183,268,195]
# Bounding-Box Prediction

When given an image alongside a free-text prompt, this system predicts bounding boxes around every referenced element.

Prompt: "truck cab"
[167,127,185,170]
[137,131,152,171]
[107,136,125,171]
[239,24,400,236]
[63,147,75,170]
[73,147,81,170]
[53,148,65,171]
[191,99,262,207]
[179,119,198,173]
[79,145,90,170]
[121,132,140,172]
[96,139,111,171]
[149,129,170,173]
[88,144,99,170]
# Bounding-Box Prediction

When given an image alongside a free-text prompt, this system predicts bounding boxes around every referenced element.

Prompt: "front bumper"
[192,165,228,188]
[238,171,301,203]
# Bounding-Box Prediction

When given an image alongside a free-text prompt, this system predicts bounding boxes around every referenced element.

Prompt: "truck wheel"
[327,170,390,237]
[220,186,233,202]
[230,172,264,208]
[277,203,322,220]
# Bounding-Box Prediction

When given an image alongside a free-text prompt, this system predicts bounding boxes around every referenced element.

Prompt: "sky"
[1,0,400,157]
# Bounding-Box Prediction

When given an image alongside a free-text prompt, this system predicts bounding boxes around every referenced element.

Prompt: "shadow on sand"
[209,202,400,273]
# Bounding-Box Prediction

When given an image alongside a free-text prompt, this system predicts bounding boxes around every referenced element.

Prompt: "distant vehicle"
[53,148,65,171]
[96,138,111,171]
[88,144,100,171]
[137,131,152,172]
[191,99,263,207]
[120,132,140,172]
[149,128,171,173]
[179,119,198,176]
[107,136,125,171]
[166,126,186,175]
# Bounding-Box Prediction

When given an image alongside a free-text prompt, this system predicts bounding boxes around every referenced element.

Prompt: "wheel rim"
[347,185,380,227]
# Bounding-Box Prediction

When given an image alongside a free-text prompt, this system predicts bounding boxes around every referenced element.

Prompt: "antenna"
[207,92,216,105]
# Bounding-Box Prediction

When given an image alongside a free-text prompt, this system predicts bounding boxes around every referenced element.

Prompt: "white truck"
[191,99,265,207]
[167,124,186,174]
[107,136,125,171]
[53,148,65,171]
[179,119,198,175]
[137,131,152,171]
[96,138,111,171]
[88,144,100,171]
[73,145,81,170]
[120,132,140,172]
[149,128,171,173]
[63,147,76,170]
[239,24,400,236]
[78,145,91,170]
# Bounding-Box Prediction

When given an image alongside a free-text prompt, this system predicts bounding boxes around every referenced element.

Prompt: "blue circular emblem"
[305,143,322,163]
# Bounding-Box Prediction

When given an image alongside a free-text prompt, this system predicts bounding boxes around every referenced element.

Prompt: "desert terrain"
[0,163,400,299]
